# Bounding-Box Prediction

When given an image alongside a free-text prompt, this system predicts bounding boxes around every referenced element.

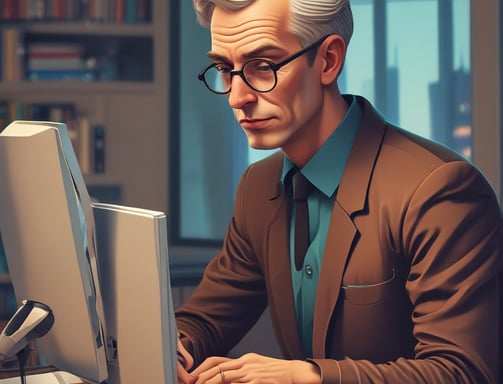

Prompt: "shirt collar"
[281,94,362,197]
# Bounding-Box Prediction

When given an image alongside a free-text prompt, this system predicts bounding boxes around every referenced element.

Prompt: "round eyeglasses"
[197,36,327,95]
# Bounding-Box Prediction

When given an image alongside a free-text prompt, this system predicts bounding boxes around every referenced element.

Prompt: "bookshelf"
[0,0,169,214]
[0,0,170,328]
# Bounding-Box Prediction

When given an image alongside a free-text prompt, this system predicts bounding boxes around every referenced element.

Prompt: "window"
[169,0,472,267]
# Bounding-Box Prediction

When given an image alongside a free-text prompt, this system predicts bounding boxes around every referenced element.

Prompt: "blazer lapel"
[265,176,304,359]
[312,96,387,357]
[267,201,304,359]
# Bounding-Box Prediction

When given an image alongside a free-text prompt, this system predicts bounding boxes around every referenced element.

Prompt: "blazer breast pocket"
[341,268,400,305]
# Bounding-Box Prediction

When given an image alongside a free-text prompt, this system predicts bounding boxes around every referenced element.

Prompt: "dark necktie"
[292,170,314,271]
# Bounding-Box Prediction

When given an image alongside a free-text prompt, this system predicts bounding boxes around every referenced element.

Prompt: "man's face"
[209,0,325,157]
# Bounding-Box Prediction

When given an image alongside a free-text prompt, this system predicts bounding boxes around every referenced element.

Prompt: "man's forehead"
[211,22,284,48]
[210,0,290,35]
[209,0,295,58]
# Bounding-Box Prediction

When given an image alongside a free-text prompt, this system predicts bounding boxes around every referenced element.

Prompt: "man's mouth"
[239,117,272,129]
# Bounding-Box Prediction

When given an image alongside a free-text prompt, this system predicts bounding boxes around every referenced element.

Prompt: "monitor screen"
[0,121,177,383]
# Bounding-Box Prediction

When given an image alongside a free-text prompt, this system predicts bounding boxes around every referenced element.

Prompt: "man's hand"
[177,334,196,384]
[191,353,321,384]
[178,361,196,384]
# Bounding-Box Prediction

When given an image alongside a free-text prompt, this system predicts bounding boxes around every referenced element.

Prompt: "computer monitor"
[0,121,177,383]
[92,202,178,384]
[0,120,108,383]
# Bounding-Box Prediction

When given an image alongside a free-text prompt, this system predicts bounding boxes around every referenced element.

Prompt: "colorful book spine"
[1,29,24,82]
[0,0,151,22]
[93,125,106,173]
[0,101,8,132]
[27,69,97,81]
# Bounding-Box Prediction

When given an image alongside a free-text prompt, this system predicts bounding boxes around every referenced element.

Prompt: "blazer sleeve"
[175,166,269,366]
[311,161,502,384]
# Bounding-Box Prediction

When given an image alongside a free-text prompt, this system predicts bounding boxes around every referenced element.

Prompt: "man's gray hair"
[192,0,353,47]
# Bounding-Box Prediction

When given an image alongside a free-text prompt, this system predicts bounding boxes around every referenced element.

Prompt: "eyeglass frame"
[197,35,329,95]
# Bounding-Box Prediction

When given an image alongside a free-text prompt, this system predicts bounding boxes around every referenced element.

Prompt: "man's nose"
[228,74,257,109]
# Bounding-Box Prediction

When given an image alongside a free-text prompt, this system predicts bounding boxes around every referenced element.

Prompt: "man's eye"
[256,63,273,72]
[247,60,273,73]
[215,64,232,74]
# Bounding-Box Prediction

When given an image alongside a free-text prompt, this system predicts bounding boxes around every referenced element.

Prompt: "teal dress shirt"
[281,95,362,357]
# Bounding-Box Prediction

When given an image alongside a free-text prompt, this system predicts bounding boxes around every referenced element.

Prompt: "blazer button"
[305,264,313,278]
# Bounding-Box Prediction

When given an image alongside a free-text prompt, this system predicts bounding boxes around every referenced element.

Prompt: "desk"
[0,369,85,383]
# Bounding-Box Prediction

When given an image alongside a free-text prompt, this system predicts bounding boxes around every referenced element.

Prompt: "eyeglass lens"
[204,59,277,93]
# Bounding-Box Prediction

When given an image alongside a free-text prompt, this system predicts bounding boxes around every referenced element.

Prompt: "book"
[0,101,8,132]
[115,0,125,23]
[0,101,25,130]
[27,69,96,81]
[0,0,19,19]
[78,116,92,175]
[28,51,82,59]
[25,42,88,77]
[26,0,47,20]
[1,29,24,82]
[28,57,88,71]
[27,42,83,56]
[0,0,152,22]
[93,125,105,173]
[124,0,136,23]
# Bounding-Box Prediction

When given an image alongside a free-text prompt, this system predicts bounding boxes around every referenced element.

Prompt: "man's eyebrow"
[207,52,228,63]
[207,45,287,63]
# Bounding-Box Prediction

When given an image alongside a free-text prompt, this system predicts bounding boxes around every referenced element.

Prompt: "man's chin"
[244,130,283,150]
[248,142,280,151]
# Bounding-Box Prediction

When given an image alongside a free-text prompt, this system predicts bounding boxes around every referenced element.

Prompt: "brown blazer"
[176,96,502,383]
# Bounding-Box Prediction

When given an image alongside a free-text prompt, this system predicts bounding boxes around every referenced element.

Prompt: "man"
[176,0,502,383]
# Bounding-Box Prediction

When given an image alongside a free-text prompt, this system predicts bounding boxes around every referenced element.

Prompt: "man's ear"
[318,35,346,85]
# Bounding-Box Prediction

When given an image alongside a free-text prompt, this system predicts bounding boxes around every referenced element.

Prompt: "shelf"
[0,0,169,213]
[0,81,157,95]
[4,21,155,37]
